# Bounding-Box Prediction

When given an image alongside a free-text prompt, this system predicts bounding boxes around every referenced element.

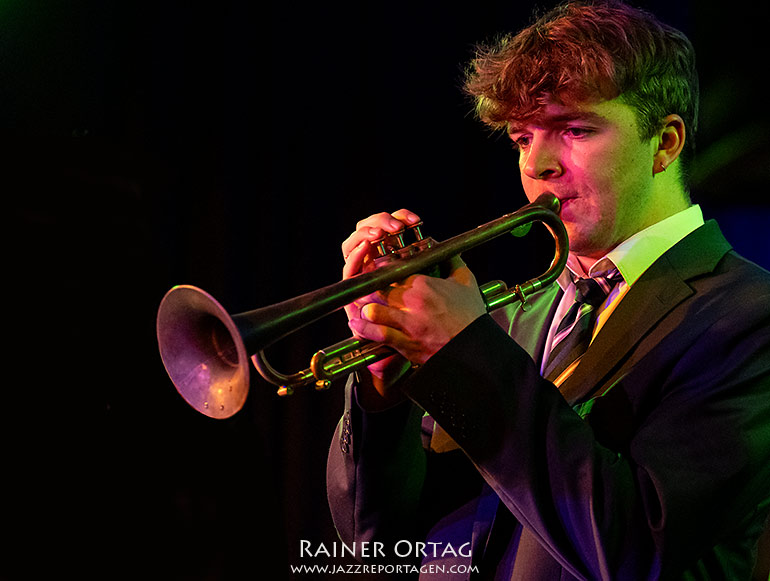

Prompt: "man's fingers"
[348,308,399,344]
[390,209,421,225]
[342,240,370,279]
[342,210,422,264]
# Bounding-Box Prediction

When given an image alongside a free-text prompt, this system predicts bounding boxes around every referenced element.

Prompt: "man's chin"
[562,227,606,261]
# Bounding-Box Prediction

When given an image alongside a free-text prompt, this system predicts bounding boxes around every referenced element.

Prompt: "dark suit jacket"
[326,221,770,580]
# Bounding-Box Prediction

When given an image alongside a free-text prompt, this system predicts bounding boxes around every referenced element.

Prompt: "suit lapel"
[558,221,732,405]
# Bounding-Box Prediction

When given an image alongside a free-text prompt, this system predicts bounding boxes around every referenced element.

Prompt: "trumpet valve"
[373,229,405,257]
[410,222,425,241]
[372,221,425,257]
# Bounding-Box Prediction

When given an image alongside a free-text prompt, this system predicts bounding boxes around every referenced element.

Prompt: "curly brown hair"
[465,0,699,180]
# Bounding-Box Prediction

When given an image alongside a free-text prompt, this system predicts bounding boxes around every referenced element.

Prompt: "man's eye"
[565,127,593,138]
[511,135,531,149]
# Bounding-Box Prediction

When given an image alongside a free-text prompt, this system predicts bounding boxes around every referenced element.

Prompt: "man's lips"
[553,195,580,221]
[553,194,577,213]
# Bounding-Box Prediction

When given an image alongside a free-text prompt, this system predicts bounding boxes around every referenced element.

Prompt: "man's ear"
[653,114,686,174]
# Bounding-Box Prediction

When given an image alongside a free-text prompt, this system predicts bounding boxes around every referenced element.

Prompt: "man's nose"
[521,136,563,180]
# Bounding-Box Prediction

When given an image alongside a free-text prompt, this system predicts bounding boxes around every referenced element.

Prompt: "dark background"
[5,1,769,579]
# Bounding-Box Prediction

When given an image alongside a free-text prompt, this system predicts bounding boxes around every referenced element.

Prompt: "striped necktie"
[543,269,622,383]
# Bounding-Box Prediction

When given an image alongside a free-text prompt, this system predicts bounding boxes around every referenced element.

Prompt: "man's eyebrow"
[508,111,608,133]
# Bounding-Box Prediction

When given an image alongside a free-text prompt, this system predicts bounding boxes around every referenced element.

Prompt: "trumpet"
[156,193,568,418]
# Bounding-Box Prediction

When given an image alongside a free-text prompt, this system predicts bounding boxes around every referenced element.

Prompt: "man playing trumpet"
[327,1,770,579]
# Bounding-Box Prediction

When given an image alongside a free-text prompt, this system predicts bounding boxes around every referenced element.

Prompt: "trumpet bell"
[157,285,249,418]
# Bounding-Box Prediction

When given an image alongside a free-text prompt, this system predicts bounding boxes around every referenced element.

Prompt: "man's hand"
[340,209,486,409]
[349,255,486,365]
[341,209,419,408]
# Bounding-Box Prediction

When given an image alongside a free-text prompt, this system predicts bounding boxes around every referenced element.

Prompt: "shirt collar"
[558,204,705,289]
